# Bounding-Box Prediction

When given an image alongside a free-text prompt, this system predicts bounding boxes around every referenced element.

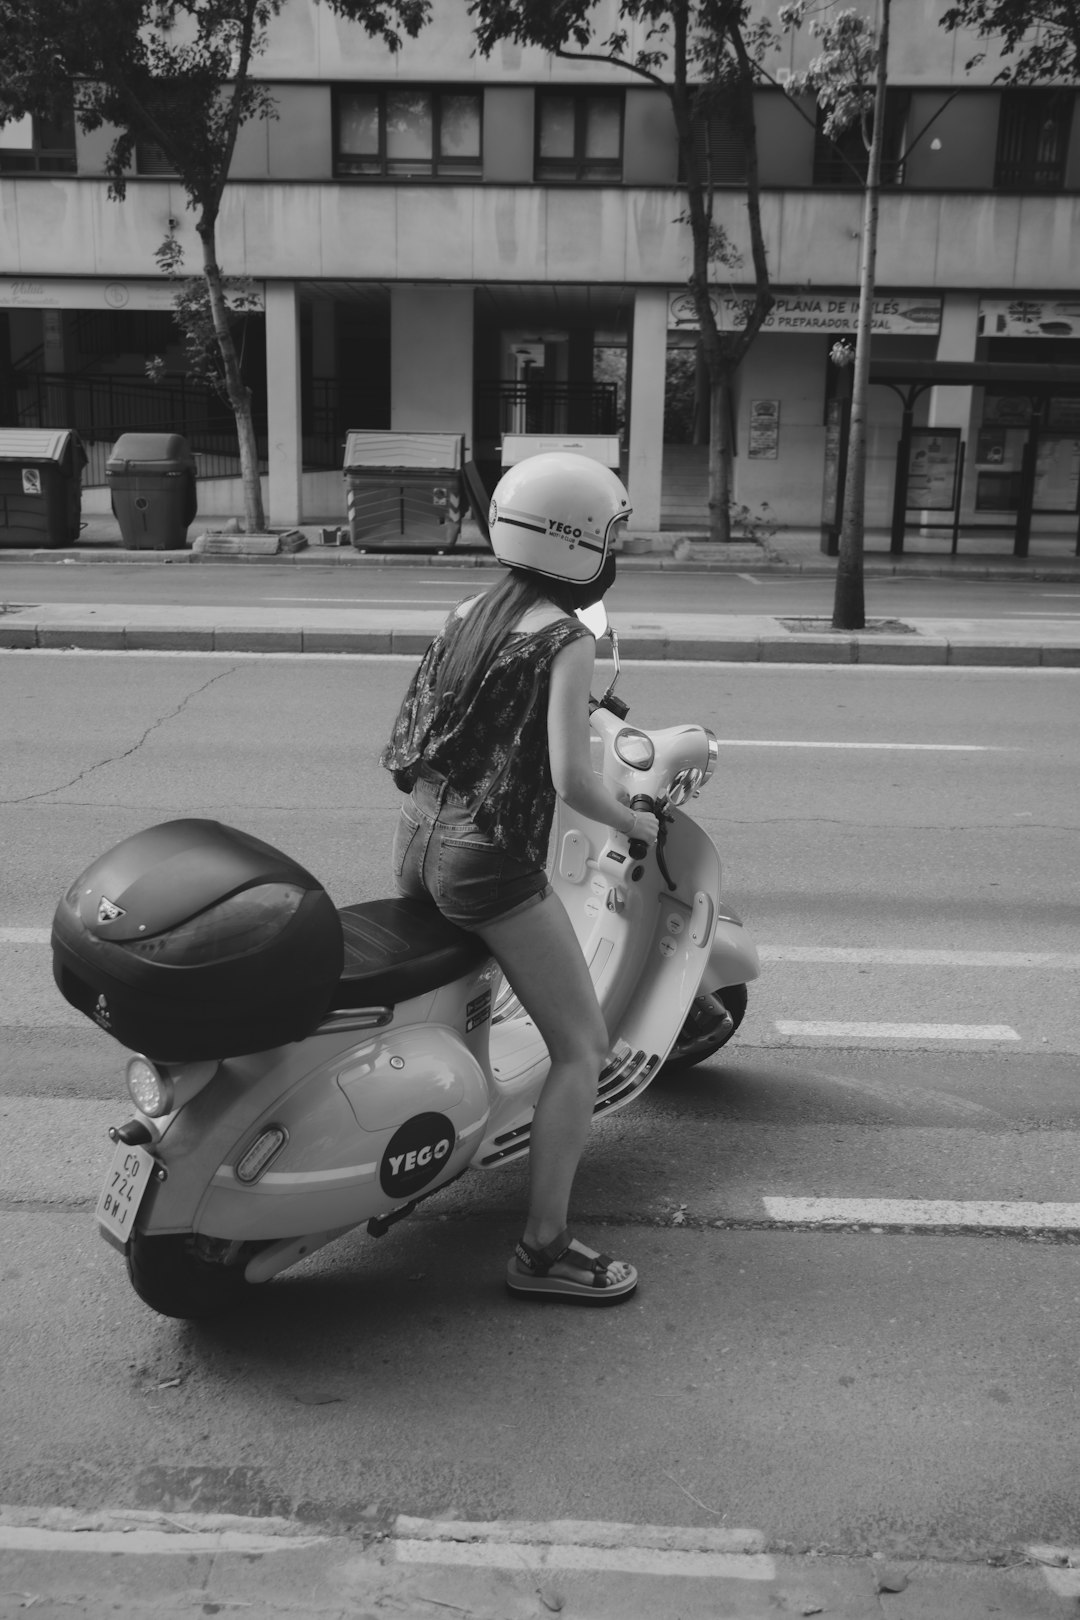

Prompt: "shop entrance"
[871,360,1080,556]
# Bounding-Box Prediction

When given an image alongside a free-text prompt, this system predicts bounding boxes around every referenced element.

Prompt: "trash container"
[0,427,86,548]
[500,433,622,472]
[344,431,465,551]
[106,432,198,549]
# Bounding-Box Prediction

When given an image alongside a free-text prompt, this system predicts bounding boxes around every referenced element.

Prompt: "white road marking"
[736,573,760,584]
[773,1020,1020,1040]
[718,738,1001,750]
[1030,1547,1080,1598]
[261,596,461,605]
[392,1518,772,1580]
[9,933,1077,971]
[394,1538,775,1579]
[759,945,1080,968]
[0,1524,328,1554]
[763,1197,1080,1230]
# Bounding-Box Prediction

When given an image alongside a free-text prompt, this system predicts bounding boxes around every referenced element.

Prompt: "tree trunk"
[833,0,891,632]
[198,222,266,534]
[707,371,733,543]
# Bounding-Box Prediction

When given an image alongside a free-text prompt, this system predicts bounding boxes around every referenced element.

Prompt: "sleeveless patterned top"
[381,609,590,868]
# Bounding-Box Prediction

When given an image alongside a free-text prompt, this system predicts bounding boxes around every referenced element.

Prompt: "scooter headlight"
[126,1055,173,1118]
[613,728,655,770]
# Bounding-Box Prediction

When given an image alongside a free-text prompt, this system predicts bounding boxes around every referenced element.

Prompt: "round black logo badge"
[379,1112,456,1199]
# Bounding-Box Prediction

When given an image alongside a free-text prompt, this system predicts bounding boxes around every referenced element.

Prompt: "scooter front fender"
[707,906,761,989]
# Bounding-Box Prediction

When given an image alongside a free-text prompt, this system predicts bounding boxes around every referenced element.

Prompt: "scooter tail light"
[235,1127,288,1184]
[702,730,719,786]
[126,1056,172,1118]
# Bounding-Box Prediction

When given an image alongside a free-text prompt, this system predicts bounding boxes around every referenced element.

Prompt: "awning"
[871,360,1080,390]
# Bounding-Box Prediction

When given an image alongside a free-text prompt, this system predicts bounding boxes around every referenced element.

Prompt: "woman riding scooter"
[382,452,657,1304]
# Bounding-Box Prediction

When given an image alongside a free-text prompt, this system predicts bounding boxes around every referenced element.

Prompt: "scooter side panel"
[193,1023,489,1241]
[133,979,493,1241]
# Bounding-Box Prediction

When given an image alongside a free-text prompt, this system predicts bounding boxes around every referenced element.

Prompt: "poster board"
[905,428,962,512]
[1032,433,1080,514]
[748,399,779,459]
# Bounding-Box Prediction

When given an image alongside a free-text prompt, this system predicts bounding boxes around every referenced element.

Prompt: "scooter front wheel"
[126,1231,260,1320]
[662,985,747,1073]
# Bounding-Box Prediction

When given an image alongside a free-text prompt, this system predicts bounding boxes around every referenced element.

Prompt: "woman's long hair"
[433,568,578,716]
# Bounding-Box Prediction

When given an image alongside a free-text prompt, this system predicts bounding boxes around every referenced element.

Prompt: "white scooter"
[55,611,759,1318]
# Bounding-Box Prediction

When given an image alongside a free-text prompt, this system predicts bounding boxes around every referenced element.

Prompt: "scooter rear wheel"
[126,1231,258,1320]
[662,984,747,1073]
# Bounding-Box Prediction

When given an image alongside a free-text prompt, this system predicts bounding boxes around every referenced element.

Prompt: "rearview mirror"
[577,603,609,640]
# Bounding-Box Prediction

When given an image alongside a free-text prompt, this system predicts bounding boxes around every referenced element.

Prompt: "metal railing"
[9,370,268,482]
[474,381,620,440]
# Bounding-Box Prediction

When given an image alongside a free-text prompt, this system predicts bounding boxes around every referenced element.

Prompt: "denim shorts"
[393,769,552,930]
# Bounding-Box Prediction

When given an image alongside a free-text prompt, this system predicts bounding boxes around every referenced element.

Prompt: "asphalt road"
[2,653,1079,1568]
[3,555,1080,621]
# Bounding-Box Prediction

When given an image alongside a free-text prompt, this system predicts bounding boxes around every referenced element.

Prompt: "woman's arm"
[547,634,656,844]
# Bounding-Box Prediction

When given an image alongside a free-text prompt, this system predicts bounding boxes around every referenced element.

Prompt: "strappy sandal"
[506,1229,638,1303]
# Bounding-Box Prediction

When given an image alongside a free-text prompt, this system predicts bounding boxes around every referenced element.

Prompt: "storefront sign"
[668,289,941,336]
[0,277,264,311]
[979,298,1080,339]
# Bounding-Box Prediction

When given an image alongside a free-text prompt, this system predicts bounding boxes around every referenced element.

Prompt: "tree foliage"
[940,0,1080,82]
[0,0,428,530]
[779,2,879,139]
[469,0,779,542]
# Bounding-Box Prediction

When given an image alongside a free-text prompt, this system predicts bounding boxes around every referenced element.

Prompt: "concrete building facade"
[1,0,1078,539]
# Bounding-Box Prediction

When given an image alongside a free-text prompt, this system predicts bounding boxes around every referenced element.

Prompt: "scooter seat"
[329,898,490,1011]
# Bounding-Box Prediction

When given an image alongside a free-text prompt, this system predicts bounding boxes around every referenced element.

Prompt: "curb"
[0,1510,1075,1620]
[3,620,1080,665]
[4,544,1080,582]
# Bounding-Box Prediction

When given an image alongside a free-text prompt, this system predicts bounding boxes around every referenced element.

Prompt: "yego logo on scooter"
[379,1112,456,1199]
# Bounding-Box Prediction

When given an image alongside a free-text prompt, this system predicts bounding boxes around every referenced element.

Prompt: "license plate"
[96,1141,156,1249]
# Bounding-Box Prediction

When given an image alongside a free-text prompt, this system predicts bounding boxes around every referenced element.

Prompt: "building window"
[995,90,1073,190]
[812,90,909,186]
[0,109,77,173]
[536,91,623,181]
[135,138,177,176]
[335,88,482,177]
[679,107,748,186]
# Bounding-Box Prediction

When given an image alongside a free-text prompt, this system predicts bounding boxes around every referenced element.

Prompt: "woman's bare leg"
[477,892,633,1282]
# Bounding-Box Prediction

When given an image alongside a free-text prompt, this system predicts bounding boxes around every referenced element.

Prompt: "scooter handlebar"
[630,794,677,891]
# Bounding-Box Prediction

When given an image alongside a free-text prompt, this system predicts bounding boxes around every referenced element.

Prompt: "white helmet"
[488,452,632,585]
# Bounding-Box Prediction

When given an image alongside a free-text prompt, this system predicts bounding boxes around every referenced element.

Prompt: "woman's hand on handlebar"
[623,806,658,849]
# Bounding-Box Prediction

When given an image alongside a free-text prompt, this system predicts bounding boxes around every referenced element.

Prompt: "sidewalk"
[2,515,1080,666]
[2,1508,1077,1619]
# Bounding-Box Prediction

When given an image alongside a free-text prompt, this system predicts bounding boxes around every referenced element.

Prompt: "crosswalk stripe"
[773,1020,1020,1040]
[763,1197,1080,1230]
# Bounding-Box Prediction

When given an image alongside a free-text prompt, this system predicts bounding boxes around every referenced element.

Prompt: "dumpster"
[106,432,198,549]
[344,430,465,551]
[0,428,86,548]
